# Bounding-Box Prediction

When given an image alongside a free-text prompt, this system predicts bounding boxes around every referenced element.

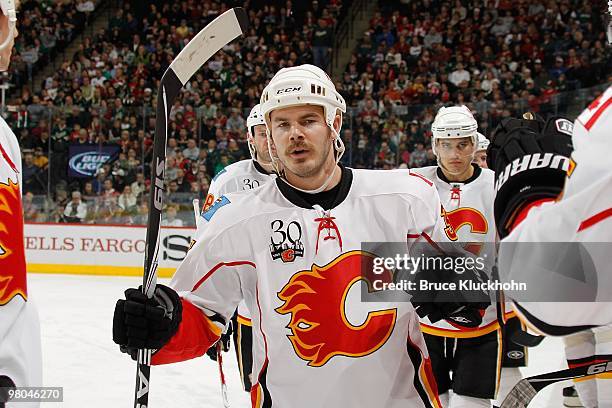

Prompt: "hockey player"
[411,106,506,407]
[198,103,274,227]
[0,1,43,407]
[472,133,489,169]
[200,103,276,392]
[489,85,612,407]
[113,64,487,407]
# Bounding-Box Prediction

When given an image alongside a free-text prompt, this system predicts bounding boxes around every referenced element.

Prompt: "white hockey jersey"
[411,165,500,338]
[162,167,449,408]
[200,159,275,226]
[0,116,42,407]
[199,159,276,321]
[498,85,612,333]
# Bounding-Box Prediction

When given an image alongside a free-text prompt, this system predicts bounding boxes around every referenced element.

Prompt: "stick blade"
[170,7,250,85]
[500,379,537,408]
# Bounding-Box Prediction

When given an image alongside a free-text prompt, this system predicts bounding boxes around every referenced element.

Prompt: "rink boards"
[24,223,195,277]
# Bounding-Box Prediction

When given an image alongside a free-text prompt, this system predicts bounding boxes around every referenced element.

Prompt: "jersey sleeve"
[197,174,238,230]
[152,207,256,365]
[404,172,450,248]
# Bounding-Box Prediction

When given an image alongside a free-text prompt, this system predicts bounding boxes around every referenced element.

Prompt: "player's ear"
[332,112,342,137]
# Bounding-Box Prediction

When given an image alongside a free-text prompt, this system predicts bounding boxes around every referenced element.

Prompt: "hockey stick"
[509,328,544,348]
[192,198,200,223]
[500,359,612,408]
[134,8,248,408]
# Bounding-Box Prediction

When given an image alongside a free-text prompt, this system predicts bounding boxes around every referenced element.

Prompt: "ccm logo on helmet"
[276,86,302,95]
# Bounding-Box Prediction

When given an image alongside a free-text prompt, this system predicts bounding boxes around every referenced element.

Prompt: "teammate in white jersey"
[199,103,275,226]
[411,106,508,407]
[200,104,276,392]
[489,86,612,407]
[0,2,43,407]
[472,132,489,169]
[113,64,490,407]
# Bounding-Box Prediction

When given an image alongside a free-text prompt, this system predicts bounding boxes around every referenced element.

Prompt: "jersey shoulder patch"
[201,195,231,221]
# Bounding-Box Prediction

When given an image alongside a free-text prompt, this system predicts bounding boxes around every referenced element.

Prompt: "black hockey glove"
[113,284,182,360]
[410,256,490,328]
[487,114,573,238]
[0,375,16,407]
[205,321,233,361]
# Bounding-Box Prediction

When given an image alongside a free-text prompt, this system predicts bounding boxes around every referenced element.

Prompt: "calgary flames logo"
[441,206,488,241]
[276,251,396,367]
[441,206,488,255]
[0,179,27,305]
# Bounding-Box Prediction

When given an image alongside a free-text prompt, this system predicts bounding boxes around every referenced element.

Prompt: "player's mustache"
[287,142,310,153]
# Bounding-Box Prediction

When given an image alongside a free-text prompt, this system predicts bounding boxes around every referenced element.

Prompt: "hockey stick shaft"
[133,8,248,408]
[500,359,612,408]
[192,199,200,224]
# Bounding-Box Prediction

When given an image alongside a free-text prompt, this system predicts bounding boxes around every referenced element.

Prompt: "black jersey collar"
[276,164,353,210]
[253,160,272,175]
[437,163,481,185]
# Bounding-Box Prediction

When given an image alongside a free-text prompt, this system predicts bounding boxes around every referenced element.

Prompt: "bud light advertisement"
[68,145,120,178]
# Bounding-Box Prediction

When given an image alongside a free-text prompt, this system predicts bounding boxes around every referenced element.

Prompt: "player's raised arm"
[113,195,252,365]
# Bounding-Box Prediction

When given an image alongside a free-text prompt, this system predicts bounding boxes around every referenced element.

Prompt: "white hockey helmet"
[259,64,347,193]
[475,132,490,152]
[246,103,265,161]
[431,105,478,155]
[260,64,346,131]
[0,0,16,53]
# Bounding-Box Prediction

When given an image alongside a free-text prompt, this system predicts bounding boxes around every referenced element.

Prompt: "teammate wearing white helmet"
[197,103,276,392]
[473,132,489,169]
[198,104,275,229]
[410,105,518,407]
[114,64,488,407]
[0,1,43,407]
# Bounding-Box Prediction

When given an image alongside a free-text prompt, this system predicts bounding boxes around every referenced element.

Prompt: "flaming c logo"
[441,206,488,241]
[0,179,27,305]
[441,206,488,255]
[276,251,396,367]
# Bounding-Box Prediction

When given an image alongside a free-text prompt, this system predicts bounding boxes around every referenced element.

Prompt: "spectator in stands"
[182,139,199,161]
[409,142,428,168]
[10,0,609,226]
[225,108,245,135]
[449,62,470,88]
[312,18,333,68]
[161,204,183,227]
[22,192,38,222]
[32,147,48,171]
[118,185,138,214]
[64,191,87,223]
[22,151,44,194]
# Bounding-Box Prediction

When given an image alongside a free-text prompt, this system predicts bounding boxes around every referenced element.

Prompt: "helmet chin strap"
[256,156,275,172]
[269,126,345,195]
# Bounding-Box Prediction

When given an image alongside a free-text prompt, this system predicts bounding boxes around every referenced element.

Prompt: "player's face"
[269,105,337,179]
[0,14,16,72]
[252,124,272,163]
[473,150,488,168]
[436,137,475,175]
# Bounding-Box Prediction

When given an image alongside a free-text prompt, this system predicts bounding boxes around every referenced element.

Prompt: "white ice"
[29,273,567,407]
